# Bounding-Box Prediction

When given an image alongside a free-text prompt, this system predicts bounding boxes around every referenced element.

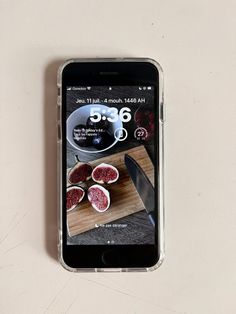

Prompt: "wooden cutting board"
[67,145,154,236]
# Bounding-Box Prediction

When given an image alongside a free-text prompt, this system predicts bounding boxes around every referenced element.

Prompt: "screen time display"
[66,86,156,245]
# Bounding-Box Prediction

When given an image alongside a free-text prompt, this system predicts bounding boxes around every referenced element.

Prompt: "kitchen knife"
[124,154,155,226]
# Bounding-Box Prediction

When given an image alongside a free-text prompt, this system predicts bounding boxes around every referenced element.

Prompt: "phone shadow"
[44,59,63,260]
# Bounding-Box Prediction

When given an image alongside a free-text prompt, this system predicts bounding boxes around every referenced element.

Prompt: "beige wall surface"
[0,1,236,313]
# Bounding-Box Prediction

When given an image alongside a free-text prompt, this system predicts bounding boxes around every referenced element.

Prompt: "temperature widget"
[134,127,148,141]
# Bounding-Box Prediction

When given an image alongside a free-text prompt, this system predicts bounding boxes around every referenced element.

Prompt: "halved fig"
[87,184,110,212]
[66,186,85,211]
[92,163,119,184]
[68,162,92,184]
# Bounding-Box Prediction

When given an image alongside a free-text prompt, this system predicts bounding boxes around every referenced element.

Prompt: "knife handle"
[148,212,155,226]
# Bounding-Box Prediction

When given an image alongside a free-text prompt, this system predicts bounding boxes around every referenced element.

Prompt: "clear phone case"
[57,58,165,272]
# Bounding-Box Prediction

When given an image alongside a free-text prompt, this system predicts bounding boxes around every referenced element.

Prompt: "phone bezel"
[58,59,164,270]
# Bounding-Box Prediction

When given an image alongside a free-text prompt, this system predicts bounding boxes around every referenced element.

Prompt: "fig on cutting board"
[68,162,93,184]
[87,184,110,212]
[66,186,85,211]
[92,163,119,184]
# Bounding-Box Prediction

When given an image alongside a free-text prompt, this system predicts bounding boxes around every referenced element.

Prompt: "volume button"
[57,104,61,122]
[57,123,61,140]
[57,95,61,106]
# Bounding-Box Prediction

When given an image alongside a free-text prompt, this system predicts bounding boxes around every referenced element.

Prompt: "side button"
[160,102,165,122]
[57,123,61,140]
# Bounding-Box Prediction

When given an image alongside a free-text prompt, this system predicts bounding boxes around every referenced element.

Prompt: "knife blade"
[124,154,155,226]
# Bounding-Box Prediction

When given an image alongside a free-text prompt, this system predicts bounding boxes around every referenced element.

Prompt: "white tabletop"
[1,1,236,313]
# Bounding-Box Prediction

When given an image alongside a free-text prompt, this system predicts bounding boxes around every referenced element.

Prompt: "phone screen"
[66,85,156,246]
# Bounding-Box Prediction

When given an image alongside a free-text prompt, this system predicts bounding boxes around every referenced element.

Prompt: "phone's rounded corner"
[147,250,165,272]
[58,251,76,272]
[142,58,164,106]
[143,58,164,76]
[57,59,75,87]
